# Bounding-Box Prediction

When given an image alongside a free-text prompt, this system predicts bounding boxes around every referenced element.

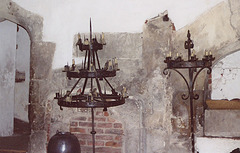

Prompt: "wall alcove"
[197,50,240,153]
[206,50,240,110]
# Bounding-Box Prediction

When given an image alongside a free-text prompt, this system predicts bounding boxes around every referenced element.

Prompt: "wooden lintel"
[206,99,240,110]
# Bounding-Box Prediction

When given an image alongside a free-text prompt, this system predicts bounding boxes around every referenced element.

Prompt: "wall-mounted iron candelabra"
[54,19,128,153]
[163,30,215,153]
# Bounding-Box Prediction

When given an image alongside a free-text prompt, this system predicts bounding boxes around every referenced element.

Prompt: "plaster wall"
[11,0,225,69]
[0,20,16,136]
[212,50,240,100]
[196,137,240,153]
[14,25,30,122]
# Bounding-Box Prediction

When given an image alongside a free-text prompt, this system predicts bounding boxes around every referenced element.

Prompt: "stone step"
[204,110,240,137]
[196,137,240,153]
[0,149,27,153]
[0,134,29,152]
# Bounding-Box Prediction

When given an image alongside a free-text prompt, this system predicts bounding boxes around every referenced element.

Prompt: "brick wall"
[208,73,212,91]
[70,108,124,153]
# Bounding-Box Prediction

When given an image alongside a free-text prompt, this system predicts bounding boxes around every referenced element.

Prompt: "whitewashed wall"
[12,0,225,69]
[0,20,16,136]
[212,51,240,100]
[197,137,240,153]
[14,25,30,122]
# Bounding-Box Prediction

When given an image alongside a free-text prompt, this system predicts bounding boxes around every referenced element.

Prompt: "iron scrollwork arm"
[163,68,191,100]
[192,67,212,100]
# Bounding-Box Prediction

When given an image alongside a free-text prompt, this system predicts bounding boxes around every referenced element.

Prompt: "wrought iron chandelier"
[54,19,128,153]
[163,30,215,153]
[55,20,127,110]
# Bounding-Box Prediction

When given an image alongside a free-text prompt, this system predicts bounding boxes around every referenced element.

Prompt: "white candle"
[191,49,195,57]
[102,32,104,39]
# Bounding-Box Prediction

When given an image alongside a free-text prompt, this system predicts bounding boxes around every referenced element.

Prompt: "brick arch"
[0,1,56,152]
[70,108,124,153]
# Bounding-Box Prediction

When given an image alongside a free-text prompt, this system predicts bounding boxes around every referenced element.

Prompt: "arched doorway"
[0,19,30,152]
[0,1,56,152]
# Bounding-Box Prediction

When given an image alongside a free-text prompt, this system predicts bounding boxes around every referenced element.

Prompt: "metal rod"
[67,78,81,96]
[90,18,93,65]
[95,51,101,69]
[81,78,88,95]
[91,78,93,91]
[91,108,96,153]
[103,77,114,91]
[95,77,103,96]
[186,30,195,153]
[84,49,87,69]
[187,30,195,153]
[189,68,195,153]
[88,50,91,70]
[92,50,96,68]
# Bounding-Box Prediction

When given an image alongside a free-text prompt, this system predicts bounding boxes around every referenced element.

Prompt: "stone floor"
[0,118,30,153]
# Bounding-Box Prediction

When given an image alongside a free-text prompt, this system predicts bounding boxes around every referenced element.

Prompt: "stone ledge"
[205,110,240,137]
